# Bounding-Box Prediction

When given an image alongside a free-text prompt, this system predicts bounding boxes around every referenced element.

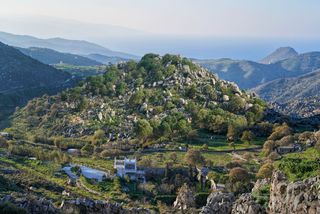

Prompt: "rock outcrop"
[200,192,235,214]
[173,183,196,210]
[231,193,266,214]
[268,171,320,214]
[251,178,270,193]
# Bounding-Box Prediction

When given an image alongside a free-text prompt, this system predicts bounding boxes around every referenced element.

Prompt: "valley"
[0,47,318,213]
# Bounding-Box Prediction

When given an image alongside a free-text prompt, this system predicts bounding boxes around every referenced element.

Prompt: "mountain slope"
[277,52,320,73]
[252,70,320,117]
[9,54,266,141]
[17,47,102,66]
[0,42,75,126]
[260,47,298,64]
[195,58,289,89]
[0,31,139,59]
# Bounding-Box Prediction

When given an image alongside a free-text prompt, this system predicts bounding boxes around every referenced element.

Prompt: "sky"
[0,0,320,59]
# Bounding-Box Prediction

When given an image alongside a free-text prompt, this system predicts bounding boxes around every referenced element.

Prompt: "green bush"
[154,195,176,205]
[252,184,270,208]
[195,192,210,208]
[278,158,319,181]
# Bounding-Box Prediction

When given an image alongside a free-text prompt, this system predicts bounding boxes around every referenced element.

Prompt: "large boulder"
[268,171,320,214]
[200,192,235,214]
[231,193,266,214]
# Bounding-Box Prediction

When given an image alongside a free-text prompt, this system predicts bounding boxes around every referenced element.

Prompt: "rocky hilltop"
[260,47,298,64]
[9,54,265,143]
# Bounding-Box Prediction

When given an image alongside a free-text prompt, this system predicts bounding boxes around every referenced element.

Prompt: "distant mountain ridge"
[0,31,139,60]
[260,47,298,64]
[196,48,320,89]
[17,47,102,66]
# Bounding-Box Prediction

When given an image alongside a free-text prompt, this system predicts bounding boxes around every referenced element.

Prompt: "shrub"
[268,123,291,141]
[276,135,294,146]
[0,202,27,214]
[256,163,274,179]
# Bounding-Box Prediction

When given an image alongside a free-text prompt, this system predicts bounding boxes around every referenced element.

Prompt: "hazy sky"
[1,0,320,59]
[1,0,320,38]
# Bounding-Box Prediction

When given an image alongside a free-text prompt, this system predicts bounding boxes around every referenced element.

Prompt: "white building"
[114,158,145,182]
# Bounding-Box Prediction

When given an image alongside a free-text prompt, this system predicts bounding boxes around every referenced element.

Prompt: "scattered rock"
[223,95,230,102]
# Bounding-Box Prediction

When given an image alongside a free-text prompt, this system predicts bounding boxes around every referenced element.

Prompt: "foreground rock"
[231,193,266,214]
[0,195,56,214]
[0,195,151,214]
[268,171,320,214]
[200,192,235,214]
[60,198,151,214]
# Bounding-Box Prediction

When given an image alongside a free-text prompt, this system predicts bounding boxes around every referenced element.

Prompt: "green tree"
[129,90,145,107]
[177,119,191,136]
[169,152,178,163]
[227,124,240,142]
[241,130,255,145]
[185,149,205,166]
[135,119,153,141]
[116,82,127,96]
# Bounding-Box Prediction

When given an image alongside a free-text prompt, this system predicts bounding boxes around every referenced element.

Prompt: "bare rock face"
[200,192,235,214]
[231,193,266,214]
[268,171,320,214]
[251,178,271,193]
[60,198,151,214]
[173,183,196,210]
